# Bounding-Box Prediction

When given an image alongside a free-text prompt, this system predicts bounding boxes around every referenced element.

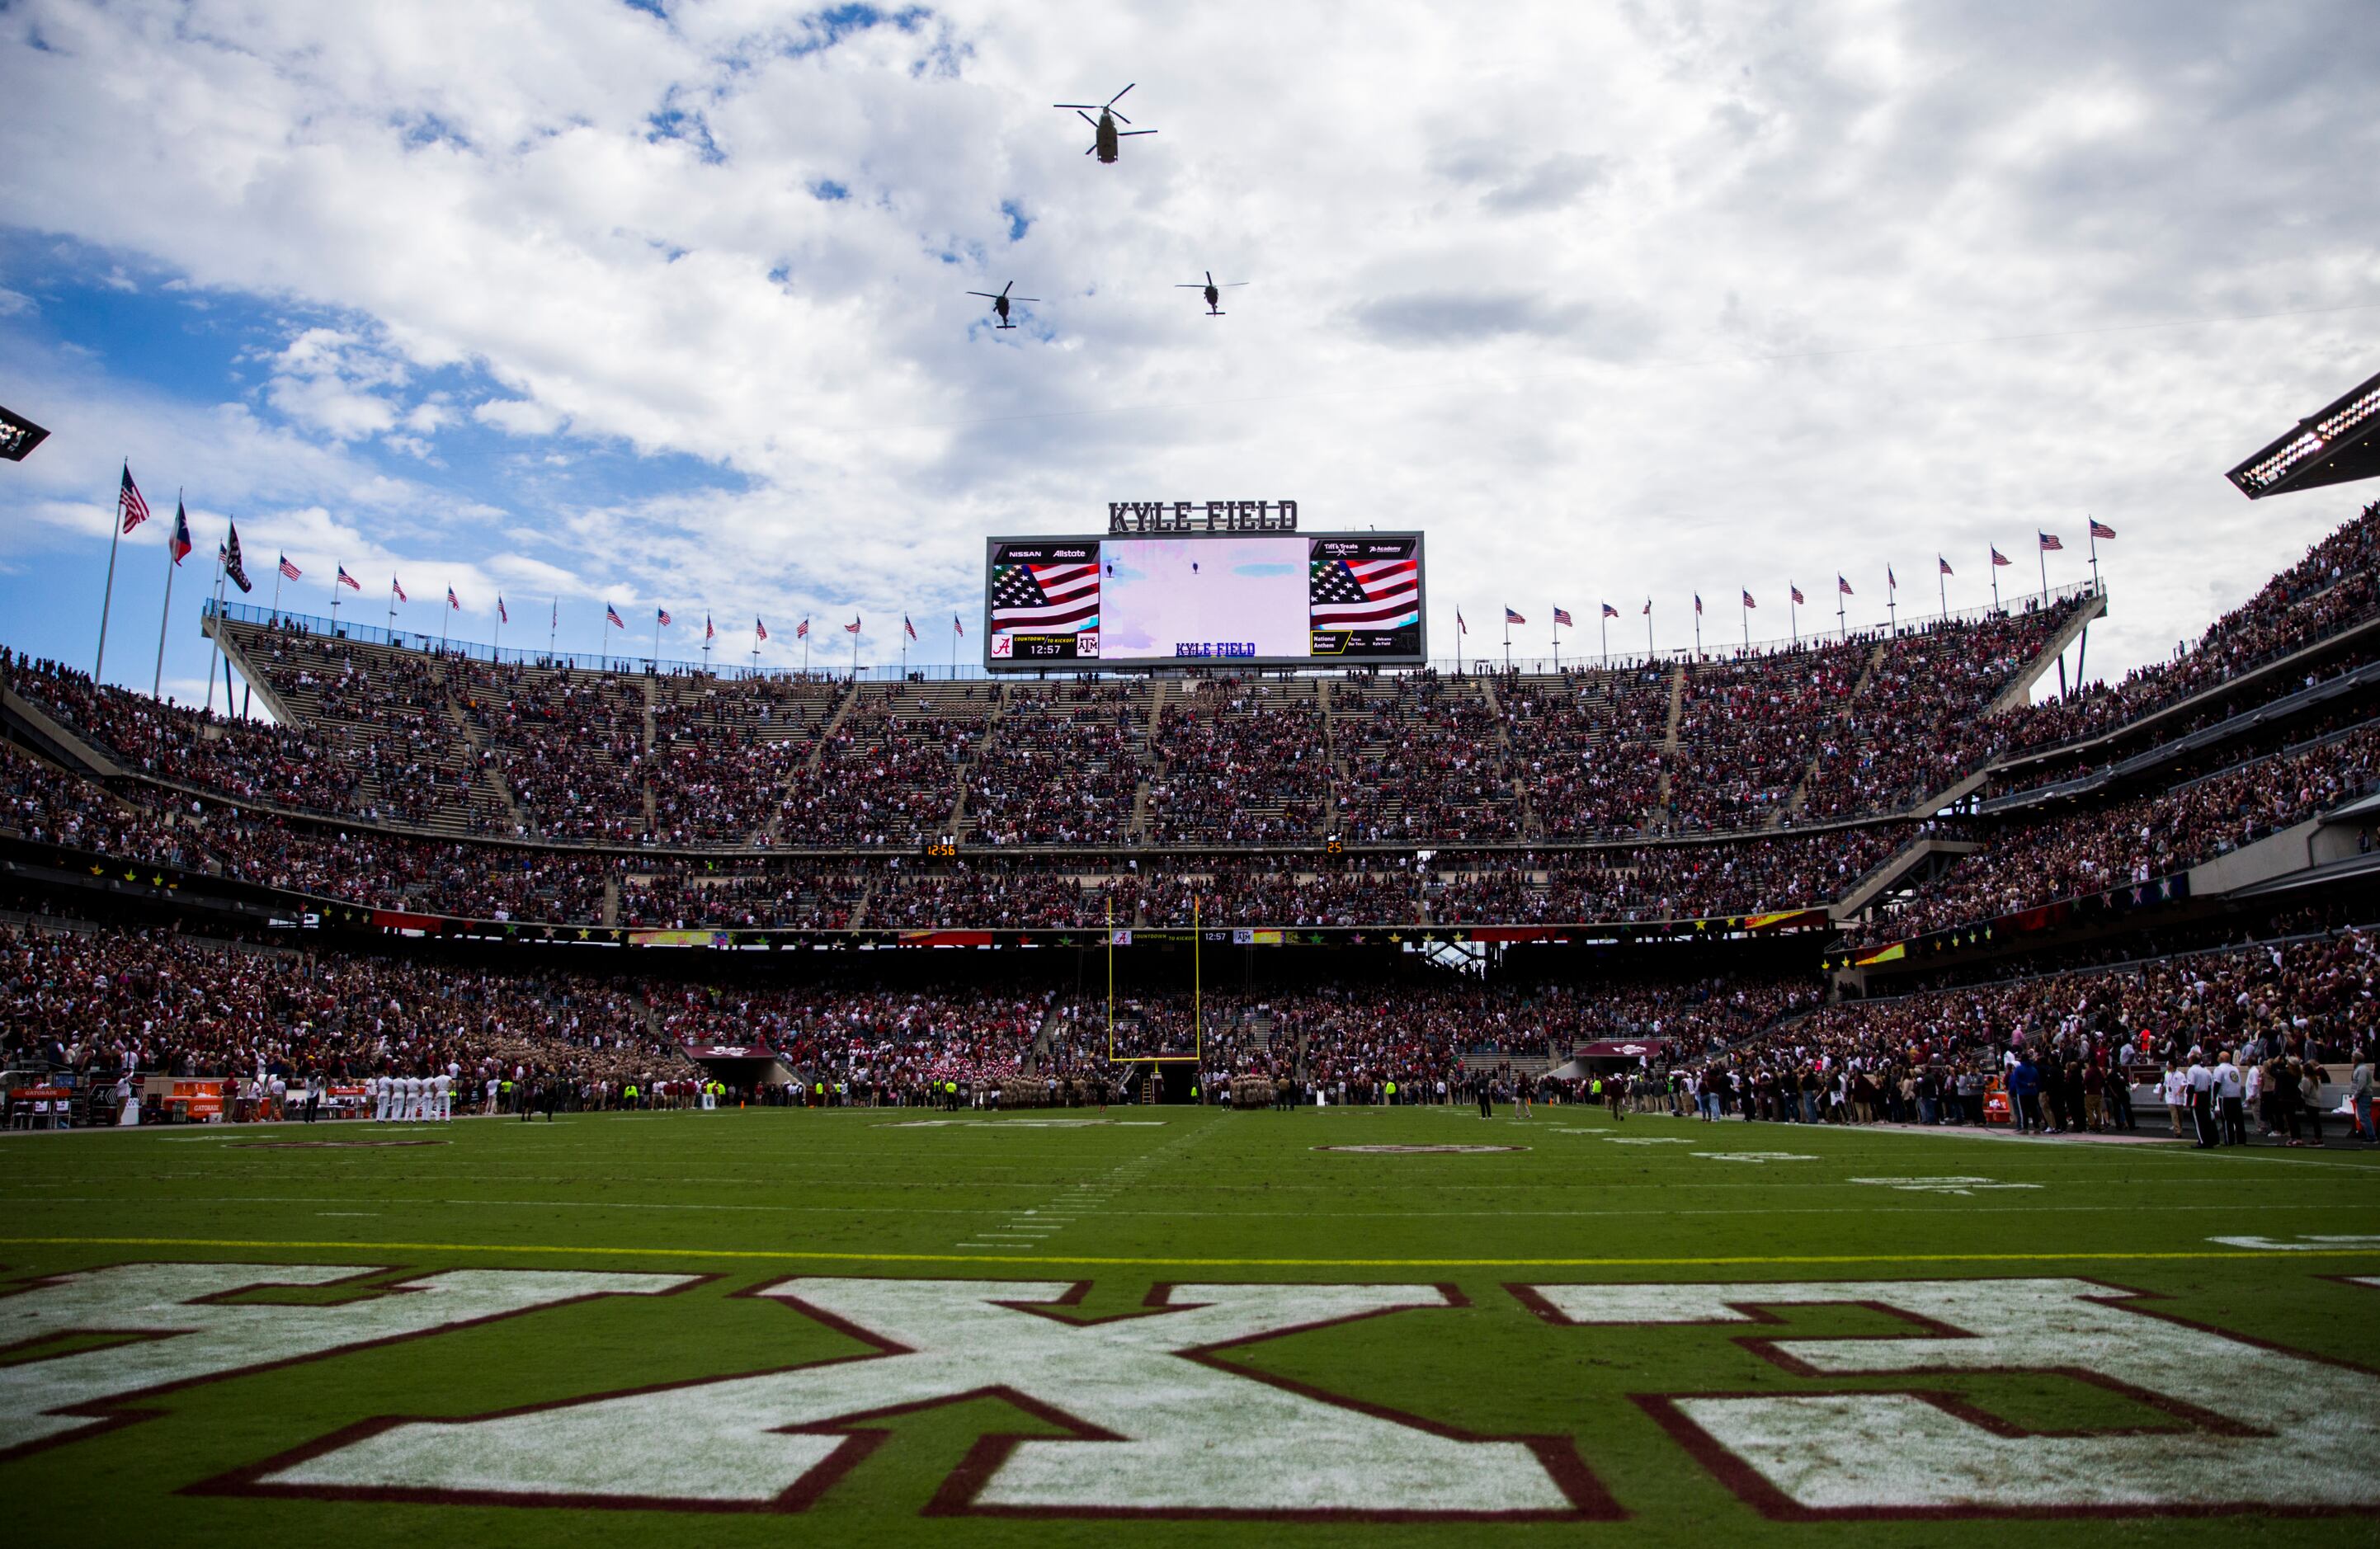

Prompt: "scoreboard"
[983,531,1426,671]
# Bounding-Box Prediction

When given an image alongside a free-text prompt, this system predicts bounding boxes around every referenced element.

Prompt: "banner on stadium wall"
[897,930,995,947]
[370,910,444,935]
[1232,928,1284,945]
[630,930,728,948]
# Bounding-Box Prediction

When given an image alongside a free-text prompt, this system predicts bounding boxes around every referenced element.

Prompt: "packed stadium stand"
[6,500,2380,1109]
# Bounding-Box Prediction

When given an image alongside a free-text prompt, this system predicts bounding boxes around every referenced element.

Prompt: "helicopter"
[966,280,1041,330]
[1175,271,1248,316]
[1053,83,1157,163]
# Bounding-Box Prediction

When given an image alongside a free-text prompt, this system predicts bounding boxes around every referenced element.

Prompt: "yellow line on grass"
[7,1234,2380,1270]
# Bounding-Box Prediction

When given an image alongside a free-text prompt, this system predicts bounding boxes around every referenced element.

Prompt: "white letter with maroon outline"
[1,1263,700,1458]
[1520,1277,2380,1516]
[233,1278,1605,1518]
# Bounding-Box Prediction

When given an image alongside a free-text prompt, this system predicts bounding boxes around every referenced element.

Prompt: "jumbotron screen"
[983,531,1425,670]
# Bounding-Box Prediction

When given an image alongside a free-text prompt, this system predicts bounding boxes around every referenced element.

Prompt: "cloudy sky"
[2,0,2375,704]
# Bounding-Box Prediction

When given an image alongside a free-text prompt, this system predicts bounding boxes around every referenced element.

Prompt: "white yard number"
[243,1278,1594,1517]
[1526,1276,2380,1515]
[1,1264,698,1459]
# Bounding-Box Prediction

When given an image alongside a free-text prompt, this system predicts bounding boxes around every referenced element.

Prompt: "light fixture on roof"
[2227,370,2380,498]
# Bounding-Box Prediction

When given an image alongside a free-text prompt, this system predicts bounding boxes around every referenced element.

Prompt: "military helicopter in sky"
[1053,84,1157,163]
[1176,271,1248,316]
[966,280,1040,330]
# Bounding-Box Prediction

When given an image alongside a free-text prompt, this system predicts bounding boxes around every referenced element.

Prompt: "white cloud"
[0,0,2374,681]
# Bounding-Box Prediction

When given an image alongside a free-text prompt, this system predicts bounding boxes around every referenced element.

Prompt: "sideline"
[7,1233,2380,1271]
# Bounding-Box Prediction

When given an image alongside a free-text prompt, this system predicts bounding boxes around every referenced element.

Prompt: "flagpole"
[1693,604,1701,657]
[1789,586,1798,647]
[330,566,342,636]
[205,550,225,714]
[549,598,558,661]
[386,581,397,640]
[493,600,503,658]
[440,591,450,653]
[1551,614,1559,672]
[1939,563,1948,622]
[2088,522,2100,594]
[95,464,128,681]
[851,619,860,680]
[2038,541,2048,607]
[1836,590,1845,643]
[900,620,908,680]
[1990,549,2000,614]
[652,609,662,671]
[1600,614,1608,665]
[803,626,809,677]
[152,497,181,700]
[1740,596,1747,656]
[1644,603,1653,662]
[271,563,283,624]
[1886,577,1896,634]
[1502,612,1510,674]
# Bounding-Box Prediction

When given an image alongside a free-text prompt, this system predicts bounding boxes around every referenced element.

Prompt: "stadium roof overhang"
[0,403,49,463]
[2227,368,2380,499]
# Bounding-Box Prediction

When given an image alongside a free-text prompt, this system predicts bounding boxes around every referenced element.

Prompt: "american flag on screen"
[992,558,1100,634]
[1310,551,1418,632]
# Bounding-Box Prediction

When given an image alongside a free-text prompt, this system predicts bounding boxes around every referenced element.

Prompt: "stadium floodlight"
[0,403,48,462]
[2227,368,2380,499]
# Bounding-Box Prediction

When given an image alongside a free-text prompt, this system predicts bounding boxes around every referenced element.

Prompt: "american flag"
[1309,550,1417,632]
[279,554,303,581]
[844,616,861,634]
[392,577,408,603]
[794,619,805,639]
[1503,606,1525,625]
[1694,593,1704,614]
[1456,609,1468,635]
[1837,575,1853,596]
[1888,567,1897,591]
[1790,584,1805,605]
[337,565,361,591]
[606,603,624,628]
[904,614,917,641]
[1553,606,1574,628]
[705,614,714,641]
[1741,590,1755,609]
[760,617,772,642]
[1938,556,1953,577]
[1991,546,2011,567]
[992,558,1099,635]
[2038,531,2062,552]
[118,464,150,533]
[1600,602,1619,619]
[657,607,672,626]
[1642,599,1651,615]
[498,595,509,624]
[953,613,964,637]
[447,586,460,610]
[2090,519,2117,540]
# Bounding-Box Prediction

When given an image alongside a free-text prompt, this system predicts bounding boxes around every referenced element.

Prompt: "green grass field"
[5,1103,2379,1546]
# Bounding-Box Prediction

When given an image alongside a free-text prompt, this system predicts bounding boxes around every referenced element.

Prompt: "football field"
[5,1102,2379,1546]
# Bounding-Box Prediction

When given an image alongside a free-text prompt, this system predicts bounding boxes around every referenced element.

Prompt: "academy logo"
[204,1278,1611,1519]
[1515,1276,2380,1517]
[0,1264,701,1461]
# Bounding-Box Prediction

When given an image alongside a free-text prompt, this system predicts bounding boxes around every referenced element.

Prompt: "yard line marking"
[10,1235,2380,1269]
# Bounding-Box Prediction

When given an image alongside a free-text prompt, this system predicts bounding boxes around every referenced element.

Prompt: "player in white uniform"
[372,1073,390,1123]
[431,1071,452,1122]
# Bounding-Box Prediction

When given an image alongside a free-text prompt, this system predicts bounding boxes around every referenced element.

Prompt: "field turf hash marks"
[0,1263,701,1460]
[218,1278,1611,1519]
[1520,1276,2380,1516]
